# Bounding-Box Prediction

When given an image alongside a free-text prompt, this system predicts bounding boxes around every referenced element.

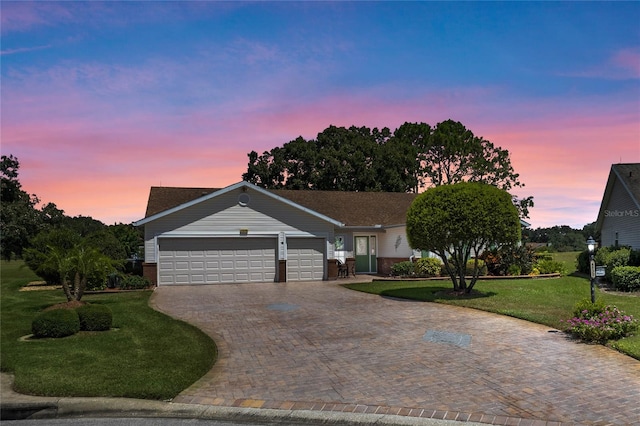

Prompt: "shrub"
[507,264,521,276]
[576,250,590,274]
[120,275,151,290]
[535,250,553,261]
[466,259,488,276]
[534,259,566,275]
[479,244,535,276]
[611,266,640,292]
[448,259,488,276]
[85,269,108,291]
[596,247,631,281]
[32,309,80,338]
[573,298,607,318]
[391,261,415,277]
[414,257,442,277]
[76,304,113,331]
[565,300,638,343]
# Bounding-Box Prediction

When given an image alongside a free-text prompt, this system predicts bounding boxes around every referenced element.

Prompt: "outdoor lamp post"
[587,236,596,303]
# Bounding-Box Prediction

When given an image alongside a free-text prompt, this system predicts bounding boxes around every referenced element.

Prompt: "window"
[335,236,346,263]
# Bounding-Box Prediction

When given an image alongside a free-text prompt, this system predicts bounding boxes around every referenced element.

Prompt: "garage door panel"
[159,238,276,285]
[175,261,190,270]
[287,238,324,282]
[190,274,205,283]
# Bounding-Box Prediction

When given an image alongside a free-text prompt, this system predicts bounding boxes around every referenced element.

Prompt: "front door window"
[355,236,377,273]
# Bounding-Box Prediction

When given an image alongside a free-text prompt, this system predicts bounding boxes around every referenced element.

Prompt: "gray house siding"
[143,187,335,263]
[600,180,640,249]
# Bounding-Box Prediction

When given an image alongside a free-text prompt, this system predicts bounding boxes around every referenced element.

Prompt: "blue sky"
[2,1,639,228]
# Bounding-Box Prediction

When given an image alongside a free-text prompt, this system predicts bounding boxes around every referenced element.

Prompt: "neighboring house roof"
[140,183,417,227]
[596,163,640,230]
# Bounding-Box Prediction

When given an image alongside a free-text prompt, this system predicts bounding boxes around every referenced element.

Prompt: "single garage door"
[287,238,325,281]
[158,238,276,285]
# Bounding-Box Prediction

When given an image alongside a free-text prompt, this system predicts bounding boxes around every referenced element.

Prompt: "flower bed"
[565,301,638,343]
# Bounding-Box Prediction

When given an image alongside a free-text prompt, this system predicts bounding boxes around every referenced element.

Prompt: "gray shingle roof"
[596,163,640,230]
[613,163,640,206]
[144,185,416,226]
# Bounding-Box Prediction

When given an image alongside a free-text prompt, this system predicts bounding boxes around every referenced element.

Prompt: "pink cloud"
[3,63,638,228]
[560,47,640,80]
[612,48,640,79]
[0,2,72,33]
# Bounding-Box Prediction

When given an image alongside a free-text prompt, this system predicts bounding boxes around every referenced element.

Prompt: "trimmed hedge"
[120,275,151,290]
[535,259,566,275]
[596,247,631,281]
[32,309,80,338]
[77,304,113,331]
[611,266,640,292]
[391,261,414,277]
[415,257,442,277]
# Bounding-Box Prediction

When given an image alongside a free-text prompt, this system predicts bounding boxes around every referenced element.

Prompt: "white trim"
[134,181,345,227]
[155,230,328,239]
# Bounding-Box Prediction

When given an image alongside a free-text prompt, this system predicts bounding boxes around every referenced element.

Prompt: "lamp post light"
[587,236,596,303]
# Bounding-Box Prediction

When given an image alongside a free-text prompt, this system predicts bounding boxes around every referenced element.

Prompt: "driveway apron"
[150,281,640,425]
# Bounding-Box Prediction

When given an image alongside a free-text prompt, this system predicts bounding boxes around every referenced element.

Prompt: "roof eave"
[134,181,345,228]
[595,167,619,232]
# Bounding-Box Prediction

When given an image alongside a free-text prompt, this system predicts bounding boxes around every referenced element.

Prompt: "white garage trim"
[286,238,325,281]
[158,237,277,285]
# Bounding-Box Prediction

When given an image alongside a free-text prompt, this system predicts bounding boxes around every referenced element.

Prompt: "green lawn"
[345,252,640,360]
[1,260,217,400]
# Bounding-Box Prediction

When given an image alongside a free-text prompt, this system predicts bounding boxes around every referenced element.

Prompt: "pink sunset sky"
[2,1,639,229]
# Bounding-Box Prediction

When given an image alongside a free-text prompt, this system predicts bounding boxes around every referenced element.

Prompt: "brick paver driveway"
[151,280,640,425]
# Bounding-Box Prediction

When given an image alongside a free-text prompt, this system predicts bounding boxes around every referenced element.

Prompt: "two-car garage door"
[158,237,324,285]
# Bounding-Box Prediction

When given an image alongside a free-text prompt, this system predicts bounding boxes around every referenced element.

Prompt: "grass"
[1,260,217,400]
[345,251,640,360]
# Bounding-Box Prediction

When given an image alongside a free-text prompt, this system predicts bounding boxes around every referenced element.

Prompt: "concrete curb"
[1,372,481,425]
[3,398,482,425]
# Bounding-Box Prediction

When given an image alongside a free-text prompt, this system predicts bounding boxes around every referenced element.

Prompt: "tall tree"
[398,118,534,218]
[0,155,43,260]
[242,120,533,217]
[406,182,521,293]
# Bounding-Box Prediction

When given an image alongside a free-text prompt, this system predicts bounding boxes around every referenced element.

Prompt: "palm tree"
[42,245,74,301]
[43,245,115,301]
[70,247,114,301]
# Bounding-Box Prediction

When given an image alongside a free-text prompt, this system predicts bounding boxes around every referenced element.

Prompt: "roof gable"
[135,182,346,227]
[136,182,416,227]
[596,163,640,230]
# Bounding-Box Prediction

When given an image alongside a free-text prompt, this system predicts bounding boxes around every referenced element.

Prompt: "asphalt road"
[3,418,310,426]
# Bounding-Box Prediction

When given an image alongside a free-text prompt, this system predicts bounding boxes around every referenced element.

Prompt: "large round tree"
[406,182,521,293]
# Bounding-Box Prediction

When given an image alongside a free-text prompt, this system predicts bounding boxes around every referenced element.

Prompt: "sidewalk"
[1,372,482,425]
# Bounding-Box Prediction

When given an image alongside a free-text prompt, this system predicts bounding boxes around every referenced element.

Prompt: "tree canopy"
[523,223,597,252]
[406,182,521,293]
[1,155,143,292]
[243,120,533,217]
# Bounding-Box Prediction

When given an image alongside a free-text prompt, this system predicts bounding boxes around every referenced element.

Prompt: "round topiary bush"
[32,309,80,338]
[76,304,113,331]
